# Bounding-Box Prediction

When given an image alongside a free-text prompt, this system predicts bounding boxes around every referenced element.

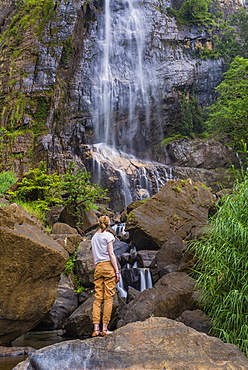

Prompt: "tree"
[207,56,248,149]
[62,163,108,225]
[177,94,206,136]
[167,0,213,26]
[188,175,248,355]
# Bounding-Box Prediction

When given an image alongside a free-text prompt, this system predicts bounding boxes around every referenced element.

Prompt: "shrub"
[0,171,17,194]
[188,175,248,355]
[8,161,62,211]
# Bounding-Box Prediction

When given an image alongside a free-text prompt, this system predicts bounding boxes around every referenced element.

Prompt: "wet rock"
[13,317,248,370]
[125,179,214,250]
[0,204,68,346]
[150,235,185,282]
[176,309,212,334]
[37,274,78,330]
[113,239,130,257]
[126,286,140,304]
[117,272,196,328]
[0,346,35,357]
[136,250,157,268]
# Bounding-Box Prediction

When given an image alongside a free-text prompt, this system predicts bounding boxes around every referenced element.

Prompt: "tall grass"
[0,171,17,194]
[14,199,46,224]
[188,176,248,356]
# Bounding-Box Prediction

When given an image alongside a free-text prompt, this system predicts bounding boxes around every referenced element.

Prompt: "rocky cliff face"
[0,0,244,208]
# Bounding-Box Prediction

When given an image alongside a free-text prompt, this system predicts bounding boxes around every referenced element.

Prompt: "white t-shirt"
[91,231,115,264]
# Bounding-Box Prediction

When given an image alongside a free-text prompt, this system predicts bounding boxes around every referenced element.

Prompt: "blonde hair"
[99,215,110,231]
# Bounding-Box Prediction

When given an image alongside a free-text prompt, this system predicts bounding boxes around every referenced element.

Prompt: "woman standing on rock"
[91,215,120,336]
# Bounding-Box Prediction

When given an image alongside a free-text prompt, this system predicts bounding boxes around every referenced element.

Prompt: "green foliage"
[62,163,108,210]
[212,10,248,63]
[8,161,62,211]
[13,199,47,223]
[167,0,214,26]
[188,175,248,355]
[59,37,75,68]
[207,56,248,149]
[63,247,85,293]
[0,171,17,194]
[63,249,78,275]
[177,94,206,136]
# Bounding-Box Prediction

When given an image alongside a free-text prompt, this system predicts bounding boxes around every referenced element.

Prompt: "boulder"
[176,309,212,334]
[136,250,157,268]
[75,240,94,288]
[51,223,78,235]
[59,206,98,233]
[125,179,214,250]
[50,234,82,254]
[117,272,196,328]
[113,239,130,257]
[150,235,185,282]
[126,286,140,304]
[64,294,123,337]
[0,204,68,346]
[13,317,248,370]
[37,274,78,330]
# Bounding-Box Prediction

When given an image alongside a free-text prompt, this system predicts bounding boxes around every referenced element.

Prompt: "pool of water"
[0,330,67,370]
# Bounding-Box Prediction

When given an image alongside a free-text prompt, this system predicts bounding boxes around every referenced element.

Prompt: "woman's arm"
[107,241,120,283]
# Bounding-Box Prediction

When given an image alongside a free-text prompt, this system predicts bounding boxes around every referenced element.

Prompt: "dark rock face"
[37,274,78,330]
[117,272,196,328]
[166,138,239,169]
[0,204,68,346]
[150,235,185,282]
[13,317,248,370]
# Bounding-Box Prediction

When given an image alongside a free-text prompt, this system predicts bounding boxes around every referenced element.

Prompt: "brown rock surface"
[0,204,68,345]
[75,240,95,287]
[117,272,196,328]
[125,179,214,250]
[14,317,248,370]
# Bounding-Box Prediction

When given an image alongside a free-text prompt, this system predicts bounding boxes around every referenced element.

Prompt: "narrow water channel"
[0,330,66,370]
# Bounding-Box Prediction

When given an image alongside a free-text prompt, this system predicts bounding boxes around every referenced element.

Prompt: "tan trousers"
[92,261,116,325]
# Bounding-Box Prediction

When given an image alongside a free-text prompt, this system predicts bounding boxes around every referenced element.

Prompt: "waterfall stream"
[84,0,174,207]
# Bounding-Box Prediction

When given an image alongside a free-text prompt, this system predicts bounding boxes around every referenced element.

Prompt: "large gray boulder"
[0,204,68,346]
[13,317,248,370]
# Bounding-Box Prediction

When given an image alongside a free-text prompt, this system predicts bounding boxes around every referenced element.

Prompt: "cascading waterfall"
[93,0,152,148]
[86,0,174,207]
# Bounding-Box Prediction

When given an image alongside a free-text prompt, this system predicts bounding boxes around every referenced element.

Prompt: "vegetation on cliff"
[189,175,248,355]
[7,161,107,225]
[207,56,248,150]
[167,0,215,27]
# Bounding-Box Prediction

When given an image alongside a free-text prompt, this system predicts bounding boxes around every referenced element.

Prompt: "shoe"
[92,331,101,337]
[101,330,113,336]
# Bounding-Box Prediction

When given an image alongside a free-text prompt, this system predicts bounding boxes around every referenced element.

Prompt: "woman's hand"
[115,272,121,283]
